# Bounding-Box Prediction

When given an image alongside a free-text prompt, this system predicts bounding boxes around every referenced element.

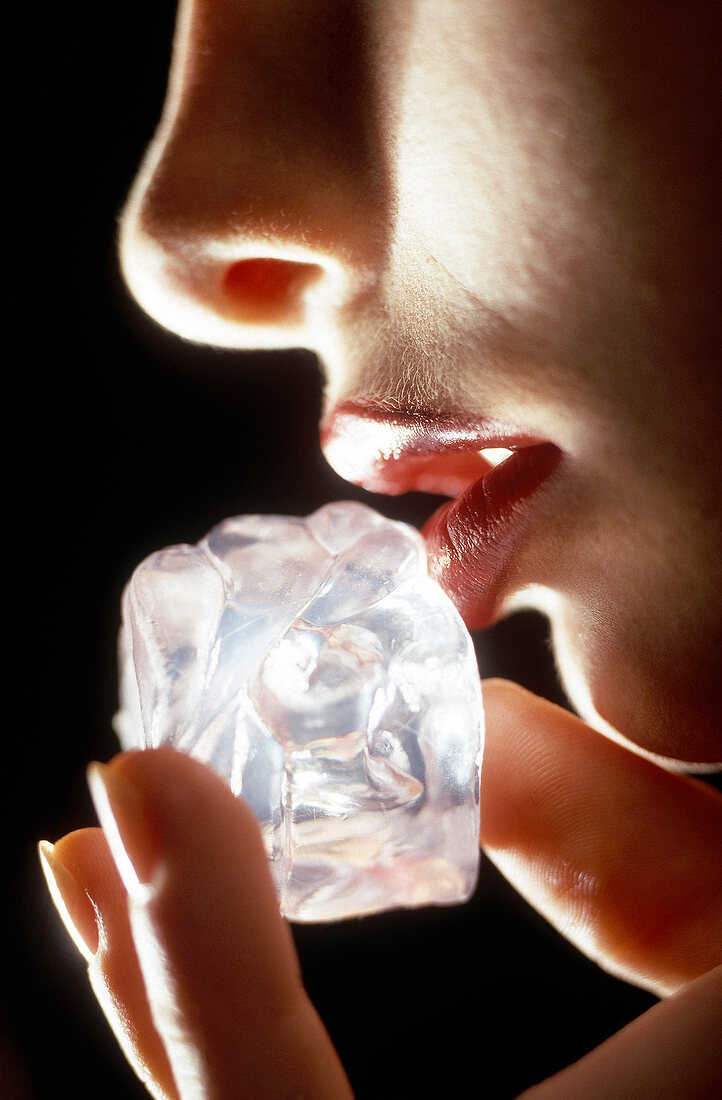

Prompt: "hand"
[39,747,353,1100]
[39,681,722,1099]
[480,680,722,1098]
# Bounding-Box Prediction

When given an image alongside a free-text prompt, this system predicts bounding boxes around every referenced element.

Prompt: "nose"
[119,0,388,355]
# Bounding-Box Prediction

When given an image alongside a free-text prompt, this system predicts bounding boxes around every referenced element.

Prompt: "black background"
[11,2,712,1095]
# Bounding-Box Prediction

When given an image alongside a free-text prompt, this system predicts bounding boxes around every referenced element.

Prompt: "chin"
[518,586,722,773]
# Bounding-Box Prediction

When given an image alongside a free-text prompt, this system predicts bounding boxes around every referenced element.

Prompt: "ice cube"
[115,501,483,922]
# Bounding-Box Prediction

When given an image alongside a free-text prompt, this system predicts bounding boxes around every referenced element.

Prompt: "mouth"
[321,401,563,629]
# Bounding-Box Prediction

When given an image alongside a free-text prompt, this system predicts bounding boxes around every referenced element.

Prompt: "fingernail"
[87,761,160,903]
[38,840,99,961]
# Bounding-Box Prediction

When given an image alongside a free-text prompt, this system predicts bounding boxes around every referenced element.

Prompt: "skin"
[40,1,721,1096]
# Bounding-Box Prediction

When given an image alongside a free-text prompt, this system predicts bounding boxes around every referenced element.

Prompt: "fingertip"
[47,827,134,956]
[95,746,278,907]
[38,839,99,961]
[41,820,182,1099]
[479,677,567,847]
[91,745,302,994]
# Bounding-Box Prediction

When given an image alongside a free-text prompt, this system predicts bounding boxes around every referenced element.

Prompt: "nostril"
[222,258,324,324]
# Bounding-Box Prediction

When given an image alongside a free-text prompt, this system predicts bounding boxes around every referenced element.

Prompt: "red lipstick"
[322,402,562,629]
[422,442,562,629]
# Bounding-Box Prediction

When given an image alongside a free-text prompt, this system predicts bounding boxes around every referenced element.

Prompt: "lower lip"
[422,443,562,630]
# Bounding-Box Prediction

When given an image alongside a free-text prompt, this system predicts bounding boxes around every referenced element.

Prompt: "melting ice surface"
[115,501,483,922]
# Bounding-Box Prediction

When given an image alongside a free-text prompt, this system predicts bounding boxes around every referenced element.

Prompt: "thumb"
[480,679,722,997]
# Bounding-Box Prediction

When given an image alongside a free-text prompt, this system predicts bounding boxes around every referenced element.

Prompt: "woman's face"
[119,0,721,765]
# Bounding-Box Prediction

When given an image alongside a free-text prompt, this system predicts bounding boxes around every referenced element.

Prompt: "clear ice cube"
[115,501,483,922]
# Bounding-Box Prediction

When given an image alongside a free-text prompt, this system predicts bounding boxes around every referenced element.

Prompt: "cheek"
[388,4,625,321]
[392,75,601,324]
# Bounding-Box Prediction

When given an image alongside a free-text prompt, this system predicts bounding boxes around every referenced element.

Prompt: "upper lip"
[320,400,544,496]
